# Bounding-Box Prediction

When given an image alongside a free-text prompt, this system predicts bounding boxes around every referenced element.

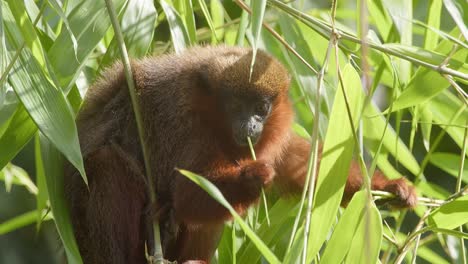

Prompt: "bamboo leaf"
[160,0,189,54]
[48,0,126,88]
[428,196,468,230]
[4,5,87,184]
[305,64,363,261]
[238,199,299,264]
[443,0,468,41]
[47,0,78,58]
[35,133,48,228]
[210,0,224,44]
[0,106,37,170]
[430,153,467,181]
[322,191,382,264]
[390,47,467,111]
[344,200,382,263]
[248,0,267,80]
[196,0,218,43]
[424,0,442,50]
[38,133,83,264]
[177,0,197,44]
[429,90,468,149]
[0,210,52,235]
[100,0,157,67]
[321,191,367,264]
[178,169,281,264]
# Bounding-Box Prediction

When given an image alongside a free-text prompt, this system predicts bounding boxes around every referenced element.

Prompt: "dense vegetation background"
[0,0,467,263]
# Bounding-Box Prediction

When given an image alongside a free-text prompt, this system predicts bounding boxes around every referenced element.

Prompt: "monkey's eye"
[255,102,271,116]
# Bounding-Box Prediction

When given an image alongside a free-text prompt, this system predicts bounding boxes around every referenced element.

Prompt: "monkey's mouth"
[233,133,260,146]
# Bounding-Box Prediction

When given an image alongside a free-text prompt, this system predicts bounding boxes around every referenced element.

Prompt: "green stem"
[103,0,162,263]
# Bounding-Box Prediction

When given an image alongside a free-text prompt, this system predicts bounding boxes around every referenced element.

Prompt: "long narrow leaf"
[178,169,281,264]
[305,64,363,261]
[4,6,87,184]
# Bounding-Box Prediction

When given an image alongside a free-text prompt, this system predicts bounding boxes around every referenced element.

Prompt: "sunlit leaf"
[428,196,468,230]
[305,64,363,262]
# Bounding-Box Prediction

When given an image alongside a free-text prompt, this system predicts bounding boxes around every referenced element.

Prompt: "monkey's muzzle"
[232,116,263,146]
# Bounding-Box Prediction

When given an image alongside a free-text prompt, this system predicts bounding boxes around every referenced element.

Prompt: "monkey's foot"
[381,178,417,209]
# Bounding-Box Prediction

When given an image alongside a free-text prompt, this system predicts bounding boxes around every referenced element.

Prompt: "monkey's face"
[222,93,274,146]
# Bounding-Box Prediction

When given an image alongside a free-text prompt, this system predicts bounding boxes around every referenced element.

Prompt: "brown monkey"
[64,46,416,264]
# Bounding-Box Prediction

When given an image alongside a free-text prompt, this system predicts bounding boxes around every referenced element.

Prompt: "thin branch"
[268,0,468,81]
[103,0,163,263]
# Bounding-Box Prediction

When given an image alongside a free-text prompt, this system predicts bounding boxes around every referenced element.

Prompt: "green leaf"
[363,103,421,177]
[305,64,363,262]
[424,0,442,50]
[367,0,392,39]
[178,169,281,264]
[24,0,56,40]
[428,90,468,149]
[248,0,267,79]
[0,163,37,193]
[38,133,83,264]
[428,196,468,230]
[196,0,218,43]
[389,38,468,112]
[382,0,412,83]
[238,199,299,264]
[160,0,189,53]
[417,245,451,264]
[5,0,49,70]
[443,0,468,41]
[321,191,367,264]
[47,0,126,89]
[210,0,224,44]
[345,200,382,264]
[0,210,52,235]
[176,0,196,44]
[430,153,467,181]
[0,106,37,170]
[235,0,250,46]
[47,0,78,58]
[320,191,382,263]
[4,6,87,184]
[35,133,48,228]
[100,0,157,68]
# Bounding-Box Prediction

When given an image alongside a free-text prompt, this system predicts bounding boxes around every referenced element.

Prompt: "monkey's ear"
[197,64,215,95]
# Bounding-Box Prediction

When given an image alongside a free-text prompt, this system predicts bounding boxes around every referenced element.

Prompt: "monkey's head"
[198,47,291,146]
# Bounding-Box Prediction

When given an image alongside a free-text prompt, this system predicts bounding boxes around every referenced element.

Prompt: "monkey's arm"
[67,144,147,264]
[275,132,417,208]
[173,160,273,224]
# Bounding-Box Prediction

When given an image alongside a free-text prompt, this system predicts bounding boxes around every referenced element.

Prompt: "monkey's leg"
[275,132,416,208]
[173,160,274,224]
[165,222,224,263]
[69,144,147,264]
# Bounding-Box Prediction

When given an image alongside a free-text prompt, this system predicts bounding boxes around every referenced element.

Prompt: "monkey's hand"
[372,172,417,209]
[240,160,275,198]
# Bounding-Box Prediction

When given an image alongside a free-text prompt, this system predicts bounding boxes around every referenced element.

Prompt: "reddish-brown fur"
[65,46,416,264]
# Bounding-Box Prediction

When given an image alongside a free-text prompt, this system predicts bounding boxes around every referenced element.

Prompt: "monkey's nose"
[247,121,262,139]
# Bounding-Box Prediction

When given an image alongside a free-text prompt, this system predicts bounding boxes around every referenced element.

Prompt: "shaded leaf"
[160,0,189,53]
[38,133,82,264]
